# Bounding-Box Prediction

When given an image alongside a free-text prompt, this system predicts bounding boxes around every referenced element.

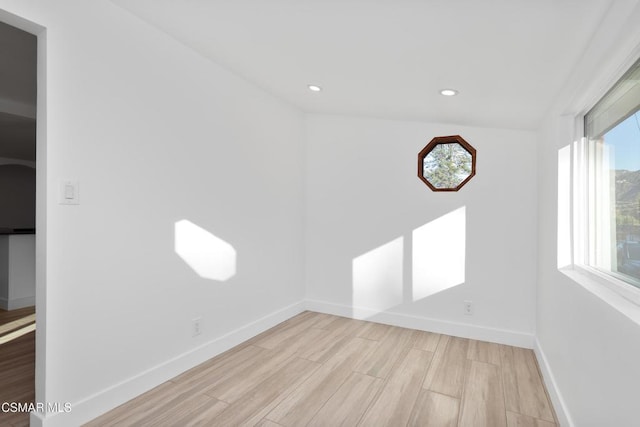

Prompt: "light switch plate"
[60,180,79,205]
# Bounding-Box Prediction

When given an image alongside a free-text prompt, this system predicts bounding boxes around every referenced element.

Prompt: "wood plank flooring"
[85,312,558,427]
[0,306,35,327]
[0,306,36,427]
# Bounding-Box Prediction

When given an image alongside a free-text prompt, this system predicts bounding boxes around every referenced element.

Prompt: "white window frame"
[570,134,640,307]
[567,59,640,307]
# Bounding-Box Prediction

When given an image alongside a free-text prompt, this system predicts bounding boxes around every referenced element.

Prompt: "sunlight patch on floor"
[0,313,36,345]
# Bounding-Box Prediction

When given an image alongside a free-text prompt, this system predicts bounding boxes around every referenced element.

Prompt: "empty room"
[0,1,639,426]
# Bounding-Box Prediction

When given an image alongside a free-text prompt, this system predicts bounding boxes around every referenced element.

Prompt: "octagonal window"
[418,135,476,191]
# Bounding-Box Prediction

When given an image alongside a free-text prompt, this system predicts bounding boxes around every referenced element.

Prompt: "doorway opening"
[0,10,45,427]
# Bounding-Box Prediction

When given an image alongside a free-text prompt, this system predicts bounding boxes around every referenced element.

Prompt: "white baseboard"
[0,297,8,311]
[534,338,573,427]
[32,298,536,426]
[33,300,306,427]
[304,299,535,348]
[7,295,35,310]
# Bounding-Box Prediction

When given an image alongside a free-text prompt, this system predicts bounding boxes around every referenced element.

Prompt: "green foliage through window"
[417,135,476,192]
[423,143,472,189]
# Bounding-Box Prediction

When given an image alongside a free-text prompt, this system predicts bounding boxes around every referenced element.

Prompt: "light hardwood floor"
[86,312,557,427]
[0,306,36,427]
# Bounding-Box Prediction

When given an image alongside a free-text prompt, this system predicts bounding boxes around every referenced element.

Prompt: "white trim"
[568,105,640,311]
[304,299,535,349]
[563,99,640,311]
[560,266,640,326]
[0,297,8,311]
[579,39,640,118]
[33,301,305,427]
[30,298,537,426]
[0,7,49,418]
[576,264,640,307]
[534,338,573,427]
[34,20,48,412]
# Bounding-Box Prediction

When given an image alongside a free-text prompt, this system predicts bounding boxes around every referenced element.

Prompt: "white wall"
[535,2,640,425]
[537,114,640,427]
[0,234,36,310]
[305,115,538,346]
[8,234,35,307]
[0,1,305,425]
[0,0,636,426]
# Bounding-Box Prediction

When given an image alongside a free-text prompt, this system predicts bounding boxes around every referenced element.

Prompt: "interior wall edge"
[534,337,573,427]
[30,300,306,427]
[304,299,535,349]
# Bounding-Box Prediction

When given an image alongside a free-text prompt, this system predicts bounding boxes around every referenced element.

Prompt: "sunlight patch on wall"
[412,207,466,300]
[558,145,572,268]
[174,220,236,281]
[352,237,403,316]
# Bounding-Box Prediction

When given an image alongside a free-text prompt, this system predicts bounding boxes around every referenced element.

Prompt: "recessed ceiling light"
[440,89,458,96]
[308,84,322,92]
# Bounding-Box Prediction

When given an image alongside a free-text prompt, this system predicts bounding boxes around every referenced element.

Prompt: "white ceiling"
[109,0,613,130]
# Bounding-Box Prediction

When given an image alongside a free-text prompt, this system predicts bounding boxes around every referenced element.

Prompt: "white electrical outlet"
[192,317,202,337]
[464,300,473,316]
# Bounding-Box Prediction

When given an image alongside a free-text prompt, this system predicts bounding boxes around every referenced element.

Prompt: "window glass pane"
[422,143,472,189]
[589,109,640,287]
[606,111,640,284]
[586,59,640,138]
[585,56,640,289]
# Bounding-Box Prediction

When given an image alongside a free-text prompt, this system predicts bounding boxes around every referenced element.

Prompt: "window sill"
[559,265,640,326]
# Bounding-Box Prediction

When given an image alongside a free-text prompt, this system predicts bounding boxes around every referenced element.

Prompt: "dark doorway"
[0,19,37,427]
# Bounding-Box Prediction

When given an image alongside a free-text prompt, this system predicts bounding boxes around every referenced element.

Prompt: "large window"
[583,57,640,289]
